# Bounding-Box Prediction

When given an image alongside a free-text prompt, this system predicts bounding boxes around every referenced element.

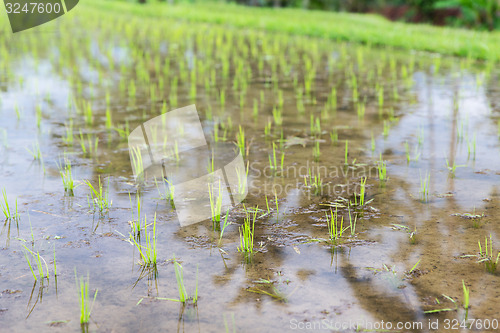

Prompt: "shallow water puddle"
[1,8,500,333]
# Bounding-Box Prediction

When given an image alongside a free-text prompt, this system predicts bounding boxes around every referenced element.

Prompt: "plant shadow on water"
[2,2,500,331]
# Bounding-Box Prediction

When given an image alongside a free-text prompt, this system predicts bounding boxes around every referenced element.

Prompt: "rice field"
[1,1,500,332]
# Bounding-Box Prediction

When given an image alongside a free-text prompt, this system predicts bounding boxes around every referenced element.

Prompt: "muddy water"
[1,6,500,333]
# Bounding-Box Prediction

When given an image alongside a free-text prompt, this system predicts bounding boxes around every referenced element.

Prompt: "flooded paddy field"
[1,5,500,333]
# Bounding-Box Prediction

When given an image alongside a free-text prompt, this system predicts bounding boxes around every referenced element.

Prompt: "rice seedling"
[63,120,74,145]
[158,259,198,305]
[209,180,224,230]
[310,115,321,136]
[79,130,99,158]
[419,171,430,202]
[383,120,390,138]
[58,158,75,196]
[247,280,288,302]
[157,177,175,208]
[130,214,157,267]
[330,129,338,145]
[218,211,231,246]
[264,120,272,137]
[462,280,469,311]
[312,140,320,162]
[477,234,500,274]
[15,104,21,120]
[26,142,42,160]
[417,127,424,146]
[236,125,246,156]
[84,102,93,126]
[344,140,349,165]
[304,169,323,196]
[85,177,112,214]
[467,134,476,160]
[404,141,410,163]
[348,207,357,236]
[391,224,417,244]
[268,142,284,176]
[1,188,19,221]
[75,269,98,326]
[371,132,375,152]
[129,193,142,236]
[223,313,236,333]
[423,294,458,314]
[377,155,387,184]
[445,158,464,178]
[358,177,367,206]
[105,106,112,130]
[35,104,42,129]
[325,208,349,245]
[406,259,421,276]
[378,86,384,109]
[356,102,365,119]
[22,245,49,281]
[272,106,283,126]
[238,208,257,261]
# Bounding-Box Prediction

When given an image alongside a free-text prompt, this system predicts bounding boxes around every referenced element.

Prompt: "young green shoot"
[209,179,223,229]
[75,269,98,326]
[131,214,157,267]
[268,142,284,176]
[159,260,198,305]
[238,207,257,262]
[1,188,19,221]
[478,234,500,274]
[22,245,49,281]
[85,177,112,214]
[58,158,75,196]
[419,171,430,202]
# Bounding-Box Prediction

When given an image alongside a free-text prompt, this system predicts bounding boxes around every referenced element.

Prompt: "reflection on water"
[1,5,500,332]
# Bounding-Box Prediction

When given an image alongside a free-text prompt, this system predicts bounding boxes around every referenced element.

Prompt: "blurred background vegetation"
[134,0,500,30]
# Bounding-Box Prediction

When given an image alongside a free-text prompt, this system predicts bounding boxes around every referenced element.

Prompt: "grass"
[85,177,112,214]
[238,207,257,262]
[58,158,75,196]
[79,130,99,158]
[344,140,348,165]
[419,171,430,202]
[209,180,224,230]
[478,234,500,274]
[247,280,288,302]
[268,142,285,176]
[462,280,469,311]
[22,245,49,281]
[358,177,367,207]
[236,125,246,156]
[1,188,19,221]
[75,269,98,326]
[324,208,349,245]
[330,129,338,145]
[272,106,283,126]
[377,155,387,184]
[158,259,198,305]
[131,214,157,267]
[445,158,464,178]
[156,177,175,208]
[218,211,231,246]
[26,142,42,160]
[304,169,323,196]
[129,193,142,236]
[223,313,236,333]
[88,0,500,61]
